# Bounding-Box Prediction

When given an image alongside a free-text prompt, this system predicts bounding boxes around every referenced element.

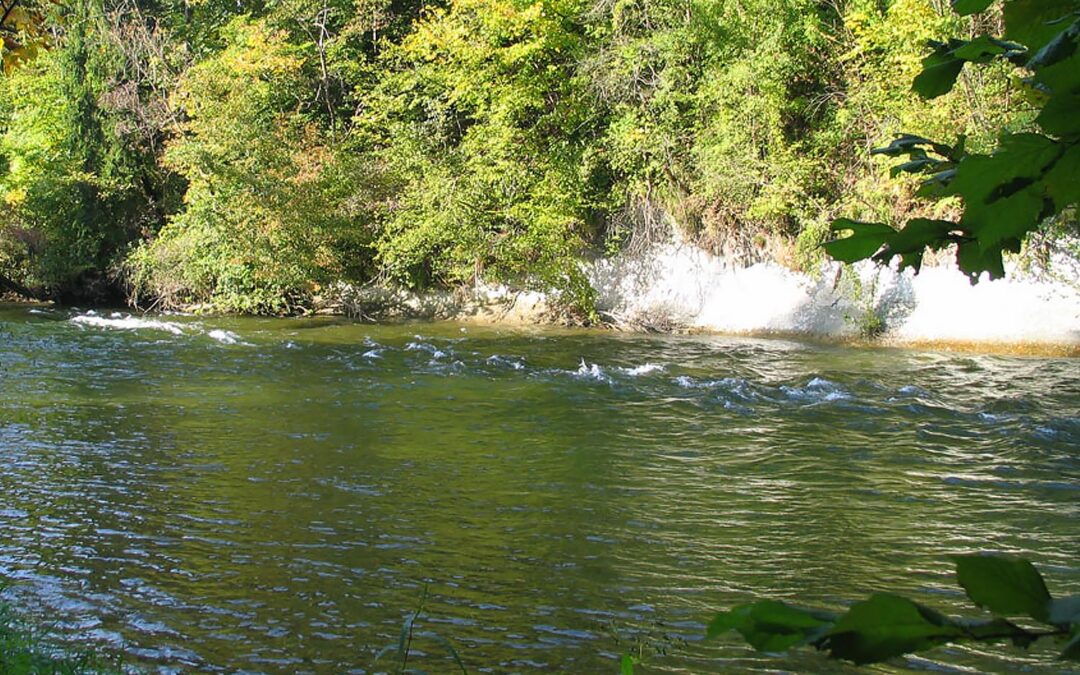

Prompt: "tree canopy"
[0,0,1072,310]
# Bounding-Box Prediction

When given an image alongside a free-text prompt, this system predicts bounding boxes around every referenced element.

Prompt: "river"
[0,304,1077,673]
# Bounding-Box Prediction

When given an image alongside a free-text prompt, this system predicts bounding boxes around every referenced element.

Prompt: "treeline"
[0,0,1023,313]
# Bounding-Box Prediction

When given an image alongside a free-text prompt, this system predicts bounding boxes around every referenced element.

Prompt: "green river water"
[0,304,1077,673]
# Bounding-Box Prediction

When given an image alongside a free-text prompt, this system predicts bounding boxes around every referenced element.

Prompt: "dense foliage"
[826,0,1080,281]
[0,0,1065,311]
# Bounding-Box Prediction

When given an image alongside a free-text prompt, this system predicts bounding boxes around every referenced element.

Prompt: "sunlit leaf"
[1037,92,1080,137]
[956,239,1005,281]
[1044,144,1080,208]
[1027,18,1080,69]
[823,219,894,263]
[1005,0,1078,53]
[954,555,1052,622]
[913,43,965,99]
[880,218,956,256]
[824,593,963,665]
[952,0,995,16]
[707,601,835,652]
[953,36,1012,62]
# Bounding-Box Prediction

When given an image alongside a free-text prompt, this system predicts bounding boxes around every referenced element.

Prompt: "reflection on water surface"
[0,306,1077,672]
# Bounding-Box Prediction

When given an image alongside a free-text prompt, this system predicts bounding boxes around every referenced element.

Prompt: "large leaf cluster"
[709,554,1080,664]
[826,0,1080,281]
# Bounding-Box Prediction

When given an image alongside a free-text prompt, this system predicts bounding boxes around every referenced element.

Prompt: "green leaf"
[872,134,953,159]
[1037,91,1080,136]
[950,136,1054,252]
[913,44,965,99]
[957,239,1006,281]
[952,36,1011,63]
[1027,18,1080,69]
[953,555,1052,622]
[954,617,1037,648]
[824,593,963,665]
[1005,0,1079,54]
[1062,630,1080,661]
[707,600,836,652]
[891,158,945,177]
[952,0,995,16]
[1044,143,1080,208]
[917,168,958,198]
[964,185,1046,249]
[880,218,956,256]
[898,251,924,273]
[1034,50,1080,92]
[823,219,895,263]
[620,653,635,675]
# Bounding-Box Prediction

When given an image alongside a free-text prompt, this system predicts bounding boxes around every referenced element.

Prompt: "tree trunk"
[0,270,45,301]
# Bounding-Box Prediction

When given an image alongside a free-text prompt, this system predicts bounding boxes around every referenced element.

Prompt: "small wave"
[620,363,664,376]
[574,360,611,383]
[896,384,930,397]
[405,341,448,359]
[674,375,755,396]
[487,354,525,370]
[207,329,248,345]
[781,377,850,403]
[71,312,184,335]
[362,349,383,359]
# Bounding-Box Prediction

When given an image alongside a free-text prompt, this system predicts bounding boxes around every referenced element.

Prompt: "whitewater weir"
[323,242,1080,351]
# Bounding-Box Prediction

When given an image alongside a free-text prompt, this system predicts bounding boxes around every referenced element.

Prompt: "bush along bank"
[2,0,1071,317]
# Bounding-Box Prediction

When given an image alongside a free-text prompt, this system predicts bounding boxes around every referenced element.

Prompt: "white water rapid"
[590,243,1080,346]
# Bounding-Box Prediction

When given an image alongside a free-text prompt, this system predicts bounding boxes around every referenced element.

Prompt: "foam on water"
[573,360,610,382]
[71,312,185,335]
[620,363,664,376]
[781,378,850,403]
[590,242,1080,345]
[207,329,247,345]
[405,341,449,359]
[487,355,526,370]
[70,311,256,346]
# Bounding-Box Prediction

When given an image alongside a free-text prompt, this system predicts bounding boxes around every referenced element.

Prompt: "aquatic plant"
[373,585,469,674]
[0,585,121,675]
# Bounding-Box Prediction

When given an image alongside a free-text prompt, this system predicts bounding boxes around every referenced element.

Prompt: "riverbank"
[305,242,1080,355]
[8,238,1080,356]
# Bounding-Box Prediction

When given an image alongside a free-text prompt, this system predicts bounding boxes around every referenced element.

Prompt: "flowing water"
[0,304,1077,673]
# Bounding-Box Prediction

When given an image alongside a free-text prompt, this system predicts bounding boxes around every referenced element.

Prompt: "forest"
[0,0,1050,314]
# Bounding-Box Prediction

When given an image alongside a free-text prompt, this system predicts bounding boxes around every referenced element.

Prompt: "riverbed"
[1,304,1077,672]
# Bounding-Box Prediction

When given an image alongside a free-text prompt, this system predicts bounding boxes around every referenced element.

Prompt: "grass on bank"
[0,589,120,675]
